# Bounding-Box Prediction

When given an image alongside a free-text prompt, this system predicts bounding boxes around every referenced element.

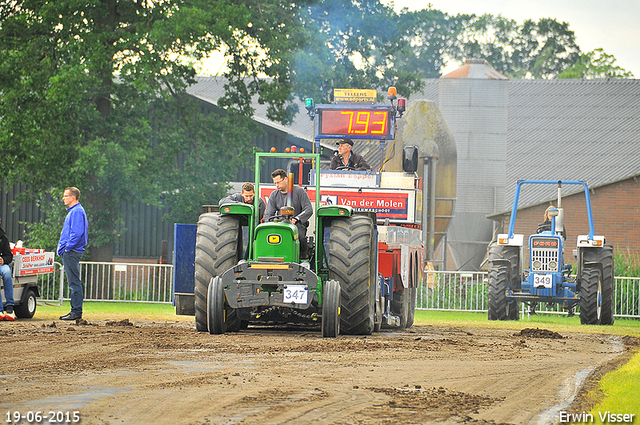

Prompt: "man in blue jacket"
[57,187,88,321]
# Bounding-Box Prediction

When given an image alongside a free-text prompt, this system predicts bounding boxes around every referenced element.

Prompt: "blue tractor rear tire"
[487,245,520,321]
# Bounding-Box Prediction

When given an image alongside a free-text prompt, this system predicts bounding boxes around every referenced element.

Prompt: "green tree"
[0,0,309,260]
[452,14,581,78]
[557,48,634,79]
[289,0,430,103]
[392,7,464,80]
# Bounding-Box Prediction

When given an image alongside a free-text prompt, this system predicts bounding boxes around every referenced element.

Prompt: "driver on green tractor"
[264,169,313,259]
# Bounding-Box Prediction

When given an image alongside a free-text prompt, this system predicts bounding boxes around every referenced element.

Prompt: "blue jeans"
[1,264,14,312]
[63,251,84,315]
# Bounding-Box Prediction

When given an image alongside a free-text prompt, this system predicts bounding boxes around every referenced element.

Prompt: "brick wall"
[497,177,640,264]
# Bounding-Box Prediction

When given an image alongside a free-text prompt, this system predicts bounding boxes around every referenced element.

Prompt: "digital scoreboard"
[318,108,392,138]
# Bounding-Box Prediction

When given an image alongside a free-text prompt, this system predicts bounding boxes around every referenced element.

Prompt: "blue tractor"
[487,180,614,325]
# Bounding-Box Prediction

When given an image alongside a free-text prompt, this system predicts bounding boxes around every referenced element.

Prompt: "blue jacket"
[57,203,88,256]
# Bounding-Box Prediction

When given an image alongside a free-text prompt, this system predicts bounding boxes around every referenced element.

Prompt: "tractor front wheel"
[322,279,341,338]
[207,277,226,334]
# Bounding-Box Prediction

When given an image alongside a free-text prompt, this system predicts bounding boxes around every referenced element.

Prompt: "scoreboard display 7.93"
[317,107,392,139]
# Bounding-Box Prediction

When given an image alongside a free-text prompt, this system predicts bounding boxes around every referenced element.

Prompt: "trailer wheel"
[390,287,410,328]
[374,274,383,332]
[194,213,241,332]
[488,245,520,320]
[322,279,341,338]
[488,265,518,320]
[582,246,614,325]
[14,289,37,319]
[405,287,417,328]
[329,215,375,335]
[404,254,419,328]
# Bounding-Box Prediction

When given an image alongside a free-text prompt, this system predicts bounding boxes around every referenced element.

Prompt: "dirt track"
[0,318,635,425]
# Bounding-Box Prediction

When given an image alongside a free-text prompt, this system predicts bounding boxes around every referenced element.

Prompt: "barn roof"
[187,76,315,145]
[410,78,640,211]
[505,78,640,209]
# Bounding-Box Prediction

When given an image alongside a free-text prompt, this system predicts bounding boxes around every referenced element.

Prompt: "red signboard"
[260,186,415,222]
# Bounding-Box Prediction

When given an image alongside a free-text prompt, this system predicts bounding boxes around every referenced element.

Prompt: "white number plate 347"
[284,285,308,304]
[533,274,552,289]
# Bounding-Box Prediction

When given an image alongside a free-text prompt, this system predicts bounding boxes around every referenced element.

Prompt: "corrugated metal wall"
[0,182,48,243]
[438,73,510,270]
[114,200,173,260]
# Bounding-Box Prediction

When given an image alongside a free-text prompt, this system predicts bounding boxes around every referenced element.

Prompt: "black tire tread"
[322,279,341,338]
[390,288,409,328]
[580,266,602,325]
[207,277,226,334]
[487,244,520,320]
[583,246,614,325]
[329,215,375,335]
[194,213,240,332]
[488,265,511,320]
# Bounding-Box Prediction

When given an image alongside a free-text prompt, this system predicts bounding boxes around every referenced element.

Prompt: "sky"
[386,0,639,77]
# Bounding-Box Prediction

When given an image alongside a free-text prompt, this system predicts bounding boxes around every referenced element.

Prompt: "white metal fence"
[419,270,640,318]
[38,263,640,318]
[38,261,173,305]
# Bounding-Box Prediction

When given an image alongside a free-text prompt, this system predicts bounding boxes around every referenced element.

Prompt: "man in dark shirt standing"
[329,137,372,171]
[264,169,313,258]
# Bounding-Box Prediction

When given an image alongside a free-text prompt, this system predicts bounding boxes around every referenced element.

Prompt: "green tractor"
[193,151,379,337]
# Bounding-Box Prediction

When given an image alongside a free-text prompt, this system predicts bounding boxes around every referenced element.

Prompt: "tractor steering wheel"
[268,214,292,224]
[336,165,356,171]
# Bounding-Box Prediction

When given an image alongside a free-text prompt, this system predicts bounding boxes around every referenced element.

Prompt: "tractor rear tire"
[488,244,520,319]
[582,246,614,325]
[322,279,341,338]
[580,266,602,325]
[194,213,241,332]
[329,215,376,335]
[488,265,518,320]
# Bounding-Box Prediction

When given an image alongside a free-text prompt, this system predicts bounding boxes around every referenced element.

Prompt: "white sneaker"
[4,312,15,322]
[0,311,5,320]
